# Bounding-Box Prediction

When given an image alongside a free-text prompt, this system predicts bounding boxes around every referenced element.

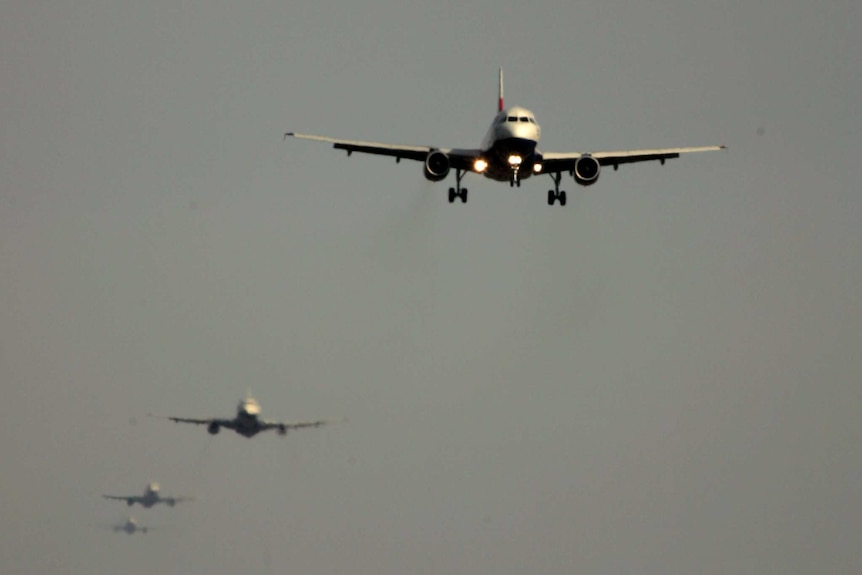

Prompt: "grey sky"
[2,1,861,573]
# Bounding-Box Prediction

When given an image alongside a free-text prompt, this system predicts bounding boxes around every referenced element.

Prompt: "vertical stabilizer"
[498,68,504,111]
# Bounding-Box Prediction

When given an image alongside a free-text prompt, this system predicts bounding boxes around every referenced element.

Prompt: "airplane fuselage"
[117,518,146,534]
[233,398,264,437]
[478,106,542,183]
[134,483,161,507]
[137,494,158,508]
[235,413,263,437]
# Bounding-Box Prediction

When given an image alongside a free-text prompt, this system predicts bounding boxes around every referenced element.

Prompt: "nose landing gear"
[509,167,521,188]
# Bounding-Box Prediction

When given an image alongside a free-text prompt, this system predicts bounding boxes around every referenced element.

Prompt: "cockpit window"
[519,117,529,122]
[528,118,536,124]
[507,116,517,122]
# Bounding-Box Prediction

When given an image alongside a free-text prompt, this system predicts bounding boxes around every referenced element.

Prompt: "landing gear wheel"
[448,169,468,204]
[546,172,566,207]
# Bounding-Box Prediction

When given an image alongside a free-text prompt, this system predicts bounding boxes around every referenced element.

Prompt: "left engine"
[423,150,451,181]
[574,155,601,186]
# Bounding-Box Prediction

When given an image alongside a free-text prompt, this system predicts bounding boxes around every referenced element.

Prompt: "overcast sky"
[2,1,861,574]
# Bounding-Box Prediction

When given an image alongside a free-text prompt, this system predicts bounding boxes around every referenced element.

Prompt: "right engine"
[423,150,451,182]
[574,155,601,186]
[207,421,220,435]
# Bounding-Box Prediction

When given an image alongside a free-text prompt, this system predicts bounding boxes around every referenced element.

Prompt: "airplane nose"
[496,122,537,142]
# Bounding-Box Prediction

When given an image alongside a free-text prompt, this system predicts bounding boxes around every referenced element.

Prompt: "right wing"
[285,132,481,171]
[166,416,235,430]
[102,495,138,503]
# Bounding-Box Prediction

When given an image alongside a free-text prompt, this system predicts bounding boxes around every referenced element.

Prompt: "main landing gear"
[448,169,467,203]
[547,172,567,206]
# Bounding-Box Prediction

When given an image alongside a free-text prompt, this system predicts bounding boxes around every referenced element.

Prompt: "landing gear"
[509,168,521,188]
[448,169,468,203]
[547,172,567,206]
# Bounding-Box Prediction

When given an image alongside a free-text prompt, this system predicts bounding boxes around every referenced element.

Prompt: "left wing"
[542,145,725,173]
[160,496,192,506]
[260,418,330,435]
[285,132,481,171]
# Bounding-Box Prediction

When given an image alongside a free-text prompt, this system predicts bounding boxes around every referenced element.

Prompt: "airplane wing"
[260,418,330,435]
[94,523,154,533]
[161,496,193,506]
[285,133,482,171]
[166,416,236,430]
[102,495,139,503]
[541,145,725,173]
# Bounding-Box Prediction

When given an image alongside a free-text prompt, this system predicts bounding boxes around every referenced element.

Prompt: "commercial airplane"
[99,516,152,535]
[162,395,330,438]
[285,69,724,205]
[102,482,191,508]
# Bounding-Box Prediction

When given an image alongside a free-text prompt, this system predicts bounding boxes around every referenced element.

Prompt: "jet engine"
[207,422,220,435]
[127,499,134,506]
[277,424,288,436]
[574,155,600,186]
[423,150,450,182]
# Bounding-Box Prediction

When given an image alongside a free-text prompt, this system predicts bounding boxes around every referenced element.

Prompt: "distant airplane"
[286,68,724,206]
[102,482,191,508]
[100,516,152,535]
[162,395,330,439]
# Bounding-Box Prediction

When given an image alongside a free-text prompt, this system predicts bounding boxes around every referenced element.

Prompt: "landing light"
[533,163,542,173]
[507,154,522,166]
[473,158,488,173]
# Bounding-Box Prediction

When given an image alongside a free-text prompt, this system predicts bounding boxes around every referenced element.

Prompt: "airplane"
[102,482,191,508]
[161,395,330,439]
[285,69,724,206]
[98,516,152,535]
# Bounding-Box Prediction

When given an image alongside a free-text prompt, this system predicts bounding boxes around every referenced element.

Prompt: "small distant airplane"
[100,516,152,535]
[286,69,724,206]
[162,395,330,439]
[102,482,191,508]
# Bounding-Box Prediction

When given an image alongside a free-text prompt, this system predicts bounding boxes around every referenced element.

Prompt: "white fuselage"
[478,106,542,182]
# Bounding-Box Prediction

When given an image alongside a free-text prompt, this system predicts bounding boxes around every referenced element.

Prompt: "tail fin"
[498,68,504,111]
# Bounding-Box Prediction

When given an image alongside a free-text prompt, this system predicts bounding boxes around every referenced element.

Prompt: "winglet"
[498,68,504,112]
